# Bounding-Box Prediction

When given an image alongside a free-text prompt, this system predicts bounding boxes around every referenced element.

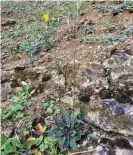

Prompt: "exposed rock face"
[59,48,133,153]
[1,82,12,101]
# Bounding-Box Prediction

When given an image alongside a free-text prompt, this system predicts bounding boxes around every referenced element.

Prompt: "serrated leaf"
[49,100,54,105]
[88,134,101,140]
[55,109,60,114]
[43,103,49,107]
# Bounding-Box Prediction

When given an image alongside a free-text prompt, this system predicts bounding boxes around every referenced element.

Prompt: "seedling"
[1,136,26,155]
[84,26,95,34]
[39,137,63,155]
[104,22,115,32]
[2,84,36,120]
[43,100,61,115]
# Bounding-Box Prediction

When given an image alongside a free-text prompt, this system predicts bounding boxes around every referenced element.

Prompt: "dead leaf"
[27,137,36,141]
[34,123,47,135]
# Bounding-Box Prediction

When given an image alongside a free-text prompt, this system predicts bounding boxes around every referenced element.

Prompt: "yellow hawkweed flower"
[43,14,49,23]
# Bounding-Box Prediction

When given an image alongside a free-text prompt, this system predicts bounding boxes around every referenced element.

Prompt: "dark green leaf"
[70,139,77,149]
[62,137,69,151]
[80,105,86,121]
[50,128,63,137]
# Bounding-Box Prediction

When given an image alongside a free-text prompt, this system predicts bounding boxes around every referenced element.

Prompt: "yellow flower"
[43,14,49,23]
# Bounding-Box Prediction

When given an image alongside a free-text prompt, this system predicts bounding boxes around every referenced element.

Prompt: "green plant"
[79,36,105,44]
[39,137,64,155]
[1,136,26,155]
[104,22,115,32]
[43,100,61,114]
[110,5,125,16]
[79,10,86,15]
[84,26,95,34]
[124,1,133,7]
[1,134,65,155]
[2,84,36,120]
[56,56,63,74]
[49,106,87,151]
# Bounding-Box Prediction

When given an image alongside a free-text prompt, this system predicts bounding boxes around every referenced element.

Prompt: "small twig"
[71,149,96,155]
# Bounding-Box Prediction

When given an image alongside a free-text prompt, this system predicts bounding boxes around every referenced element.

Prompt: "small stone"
[3,128,13,138]
[108,98,117,107]
[98,150,107,155]
[2,19,16,27]
[115,106,125,115]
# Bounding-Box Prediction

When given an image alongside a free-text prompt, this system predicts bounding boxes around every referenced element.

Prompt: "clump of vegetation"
[49,106,87,151]
[122,24,133,36]
[1,135,64,155]
[104,22,115,32]
[43,100,61,115]
[2,84,35,120]
[38,137,64,155]
[124,1,133,7]
[1,136,26,155]
[104,34,125,44]
[95,5,110,13]
[79,10,86,15]
[110,5,126,16]
[84,26,95,34]
[79,36,105,44]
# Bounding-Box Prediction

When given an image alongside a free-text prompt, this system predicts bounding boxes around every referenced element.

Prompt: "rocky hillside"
[1,1,133,155]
